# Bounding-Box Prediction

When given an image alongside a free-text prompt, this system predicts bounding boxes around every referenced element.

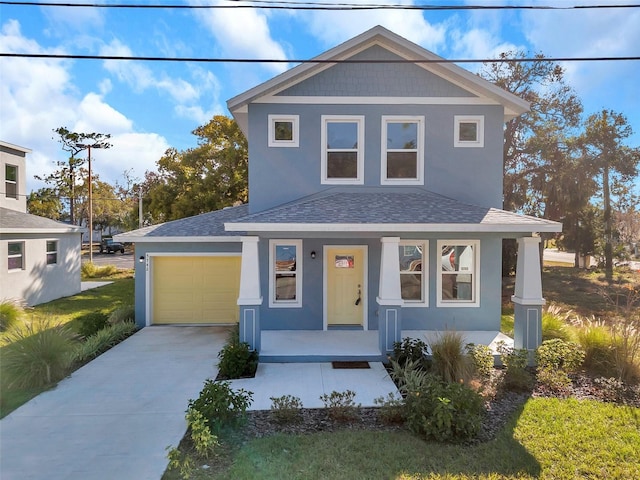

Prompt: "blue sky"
[1,1,639,194]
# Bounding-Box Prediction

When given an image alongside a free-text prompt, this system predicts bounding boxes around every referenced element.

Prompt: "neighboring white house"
[0,140,82,306]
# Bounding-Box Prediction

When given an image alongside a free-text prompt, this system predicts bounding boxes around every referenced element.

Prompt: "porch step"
[260,353,386,363]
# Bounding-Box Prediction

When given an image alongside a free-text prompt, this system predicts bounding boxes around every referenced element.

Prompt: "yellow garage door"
[152,256,241,324]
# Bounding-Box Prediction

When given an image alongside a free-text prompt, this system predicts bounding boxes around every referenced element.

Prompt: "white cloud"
[0,20,170,193]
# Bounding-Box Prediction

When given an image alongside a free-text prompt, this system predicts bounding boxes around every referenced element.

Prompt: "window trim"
[268,114,299,147]
[321,115,365,185]
[381,116,425,185]
[454,115,484,148]
[8,241,25,271]
[269,239,303,308]
[436,239,480,308]
[399,240,429,307]
[5,164,18,199]
[46,240,58,265]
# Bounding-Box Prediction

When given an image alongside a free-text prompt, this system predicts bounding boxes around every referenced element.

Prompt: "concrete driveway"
[0,326,228,480]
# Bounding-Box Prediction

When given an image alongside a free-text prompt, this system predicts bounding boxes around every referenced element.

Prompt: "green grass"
[0,273,134,418]
[168,398,639,480]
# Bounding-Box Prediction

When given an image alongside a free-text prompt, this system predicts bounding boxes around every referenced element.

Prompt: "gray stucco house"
[117,27,561,361]
[1,140,82,306]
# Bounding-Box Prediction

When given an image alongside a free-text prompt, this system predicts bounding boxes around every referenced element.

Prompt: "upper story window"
[46,240,58,265]
[381,116,424,185]
[321,115,364,184]
[5,164,18,199]
[269,239,303,308]
[399,240,428,306]
[454,115,484,148]
[437,240,480,307]
[8,242,24,270]
[268,115,299,147]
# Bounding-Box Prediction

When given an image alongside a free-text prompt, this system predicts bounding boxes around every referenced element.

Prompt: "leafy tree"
[578,110,640,279]
[27,188,65,221]
[142,115,247,223]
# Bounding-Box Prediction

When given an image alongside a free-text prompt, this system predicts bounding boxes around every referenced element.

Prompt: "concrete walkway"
[0,326,227,480]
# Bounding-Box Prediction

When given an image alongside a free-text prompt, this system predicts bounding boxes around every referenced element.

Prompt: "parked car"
[100,237,125,254]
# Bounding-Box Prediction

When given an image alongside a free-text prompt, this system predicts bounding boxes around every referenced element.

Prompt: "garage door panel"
[152,256,241,324]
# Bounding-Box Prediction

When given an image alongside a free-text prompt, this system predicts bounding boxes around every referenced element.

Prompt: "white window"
[268,115,299,147]
[8,242,24,270]
[399,240,428,306]
[321,115,364,184]
[381,116,424,185]
[46,240,58,265]
[437,240,479,307]
[5,164,18,199]
[454,116,484,148]
[269,239,302,308]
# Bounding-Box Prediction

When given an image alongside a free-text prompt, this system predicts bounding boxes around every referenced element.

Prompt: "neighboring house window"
[399,240,428,306]
[437,240,479,307]
[269,239,302,307]
[321,115,364,184]
[46,240,58,265]
[454,116,484,148]
[381,116,424,185]
[8,242,24,270]
[5,164,18,199]
[268,115,299,147]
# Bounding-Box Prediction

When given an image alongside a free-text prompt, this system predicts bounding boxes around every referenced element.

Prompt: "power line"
[1,52,639,63]
[1,1,638,11]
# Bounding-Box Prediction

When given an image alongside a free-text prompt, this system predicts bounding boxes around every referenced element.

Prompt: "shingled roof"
[0,208,81,233]
[224,190,561,233]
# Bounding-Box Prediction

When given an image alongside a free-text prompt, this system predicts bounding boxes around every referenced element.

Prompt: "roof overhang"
[0,227,81,234]
[113,234,243,243]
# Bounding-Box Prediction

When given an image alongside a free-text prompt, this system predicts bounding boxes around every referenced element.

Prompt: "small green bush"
[498,342,534,392]
[536,339,585,372]
[542,305,576,342]
[72,321,136,364]
[388,358,431,395]
[216,341,258,379]
[81,262,117,279]
[76,312,109,338]
[465,343,494,378]
[0,300,23,332]
[404,373,484,443]
[373,392,405,424]
[108,305,135,325]
[320,390,360,422]
[392,337,430,370]
[2,316,75,388]
[270,394,303,424]
[188,380,253,433]
[430,331,472,384]
[577,323,617,377]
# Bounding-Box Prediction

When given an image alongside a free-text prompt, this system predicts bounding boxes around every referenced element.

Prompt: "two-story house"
[117,27,561,361]
[0,140,82,306]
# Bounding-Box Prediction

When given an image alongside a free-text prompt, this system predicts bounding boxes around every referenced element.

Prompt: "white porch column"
[377,237,403,357]
[512,236,545,352]
[238,236,262,352]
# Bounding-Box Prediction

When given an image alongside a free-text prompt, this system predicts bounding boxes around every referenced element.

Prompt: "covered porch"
[259,329,513,363]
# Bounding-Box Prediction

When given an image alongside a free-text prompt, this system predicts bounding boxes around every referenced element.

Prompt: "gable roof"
[114,204,248,242]
[227,26,529,133]
[224,189,561,234]
[0,207,81,234]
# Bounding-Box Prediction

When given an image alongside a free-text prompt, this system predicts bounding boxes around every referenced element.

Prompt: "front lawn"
[166,398,639,479]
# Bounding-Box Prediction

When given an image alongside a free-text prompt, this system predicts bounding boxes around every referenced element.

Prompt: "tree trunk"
[603,163,613,280]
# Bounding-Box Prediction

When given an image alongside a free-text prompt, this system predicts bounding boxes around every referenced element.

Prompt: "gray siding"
[278,46,474,98]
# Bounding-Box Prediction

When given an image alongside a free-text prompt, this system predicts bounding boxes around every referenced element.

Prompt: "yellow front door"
[326,247,365,326]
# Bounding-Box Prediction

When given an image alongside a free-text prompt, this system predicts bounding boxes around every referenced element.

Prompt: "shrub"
[577,321,617,377]
[216,341,258,380]
[188,380,253,433]
[497,342,534,392]
[392,337,430,370]
[72,321,136,364]
[81,262,117,279]
[270,394,303,424]
[536,338,585,372]
[610,319,640,384]
[404,373,484,443]
[76,312,109,338]
[108,305,135,325]
[388,358,431,395]
[542,304,576,342]
[465,343,494,378]
[2,316,75,388]
[430,331,472,384]
[320,390,361,422]
[0,299,23,332]
[373,392,405,424]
